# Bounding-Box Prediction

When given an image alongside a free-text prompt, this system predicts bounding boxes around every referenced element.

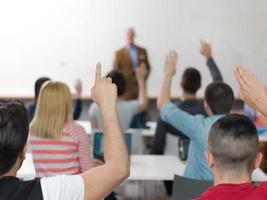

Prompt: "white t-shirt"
[88,100,139,130]
[41,175,84,200]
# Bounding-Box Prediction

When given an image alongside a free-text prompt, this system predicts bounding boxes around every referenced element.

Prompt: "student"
[157,50,234,180]
[89,64,148,130]
[29,81,94,177]
[151,41,223,155]
[28,77,82,121]
[0,64,130,200]
[196,114,264,200]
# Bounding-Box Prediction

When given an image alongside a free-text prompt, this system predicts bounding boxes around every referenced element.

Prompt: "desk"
[18,153,267,182]
[18,154,184,181]
[75,120,156,137]
[129,155,185,181]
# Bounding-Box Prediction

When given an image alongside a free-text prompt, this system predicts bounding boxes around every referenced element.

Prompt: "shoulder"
[136,45,146,52]
[65,121,87,136]
[116,47,127,54]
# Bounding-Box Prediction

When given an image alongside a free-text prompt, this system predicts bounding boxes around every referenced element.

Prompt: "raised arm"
[135,63,148,111]
[200,41,223,82]
[157,50,178,109]
[81,64,130,200]
[234,66,267,118]
[73,79,82,120]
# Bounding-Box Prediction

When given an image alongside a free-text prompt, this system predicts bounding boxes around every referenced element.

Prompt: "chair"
[127,129,145,154]
[172,175,213,200]
[164,132,179,155]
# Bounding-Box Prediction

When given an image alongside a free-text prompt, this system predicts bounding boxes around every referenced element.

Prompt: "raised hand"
[234,66,267,115]
[91,63,117,110]
[74,79,82,97]
[135,62,148,81]
[200,40,212,59]
[164,50,178,77]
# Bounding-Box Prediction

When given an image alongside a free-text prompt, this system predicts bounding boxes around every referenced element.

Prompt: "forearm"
[137,79,148,111]
[207,57,223,82]
[157,75,172,109]
[73,99,82,120]
[101,107,129,168]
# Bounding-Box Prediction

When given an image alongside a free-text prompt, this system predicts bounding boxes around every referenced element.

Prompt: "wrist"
[164,73,173,80]
[137,78,145,84]
[99,103,116,112]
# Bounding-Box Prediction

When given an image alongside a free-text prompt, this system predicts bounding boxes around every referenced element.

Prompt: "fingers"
[95,63,101,84]
[106,77,112,83]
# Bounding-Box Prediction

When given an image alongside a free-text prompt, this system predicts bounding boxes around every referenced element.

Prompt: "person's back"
[89,99,139,130]
[30,121,92,177]
[197,182,267,200]
[29,81,93,177]
[0,173,43,199]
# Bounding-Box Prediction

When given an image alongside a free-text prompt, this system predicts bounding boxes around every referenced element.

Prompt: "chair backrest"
[127,129,144,154]
[93,132,132,160]
[172,175,213,200]
[164,132,179,155]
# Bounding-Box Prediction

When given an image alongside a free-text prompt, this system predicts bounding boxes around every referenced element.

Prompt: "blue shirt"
[127,45,138,69]
[160,101,223,180]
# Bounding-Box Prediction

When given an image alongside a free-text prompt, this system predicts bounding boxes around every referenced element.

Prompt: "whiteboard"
[0,0,266,97]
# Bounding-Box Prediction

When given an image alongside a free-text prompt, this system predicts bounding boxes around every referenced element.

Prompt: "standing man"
[113,28,151,100]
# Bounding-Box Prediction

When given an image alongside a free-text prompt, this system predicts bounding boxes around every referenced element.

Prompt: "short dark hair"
[205,82,234,114]
[181,68,201,94]
[106,70,126,96]
[35,77,51,100]
[208,114,258,172]
[0,100,29,176]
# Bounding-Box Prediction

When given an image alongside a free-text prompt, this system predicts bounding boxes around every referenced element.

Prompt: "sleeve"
[73,99,82,120]
[160,101,205,141]
[41,175,84,200]
[76,126,94,172]
[207,57,223,82]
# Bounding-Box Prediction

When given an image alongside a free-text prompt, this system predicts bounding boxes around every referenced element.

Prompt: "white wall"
[0,0,266,97]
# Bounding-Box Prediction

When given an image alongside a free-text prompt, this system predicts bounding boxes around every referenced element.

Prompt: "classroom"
[1,0,267,200]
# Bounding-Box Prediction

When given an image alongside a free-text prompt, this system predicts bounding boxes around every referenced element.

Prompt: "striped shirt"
[29,121,93,177]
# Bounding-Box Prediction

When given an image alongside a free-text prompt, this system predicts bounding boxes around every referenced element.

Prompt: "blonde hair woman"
[29,81,93,177]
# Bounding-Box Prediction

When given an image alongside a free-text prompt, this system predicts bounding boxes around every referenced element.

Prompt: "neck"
[1,166,18,178]
[181,92,197,101]
[1,158,23,178]
[213,170,252,186]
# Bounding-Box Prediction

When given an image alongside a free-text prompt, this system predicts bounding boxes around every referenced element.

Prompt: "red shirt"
[195,182,267,200]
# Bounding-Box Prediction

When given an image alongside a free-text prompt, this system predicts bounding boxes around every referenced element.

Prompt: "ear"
[205,150,215,169]
[254,152,262,169]
[19,143,28,161]
[204,99,212,116]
